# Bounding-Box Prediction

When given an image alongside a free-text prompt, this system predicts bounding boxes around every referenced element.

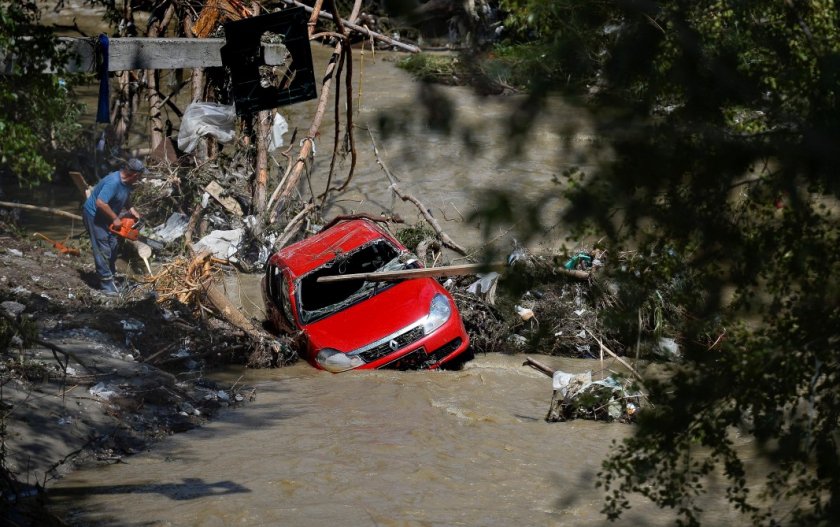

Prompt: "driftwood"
[146,4,177,153]
[367,129,468,256]
[269,0,363,220]
[584,327,644,384]
[274,202,319,250]
[268,46,338,216]
[176,245,295,366]
[0,201,82,221]
[281,0,421,53]
[320,212,404,231]
[523,356,555,378]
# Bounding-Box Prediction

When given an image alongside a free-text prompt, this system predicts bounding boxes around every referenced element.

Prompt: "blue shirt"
[83,171,132,220]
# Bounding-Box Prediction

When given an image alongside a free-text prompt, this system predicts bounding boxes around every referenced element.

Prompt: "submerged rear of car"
[262,219,470,372]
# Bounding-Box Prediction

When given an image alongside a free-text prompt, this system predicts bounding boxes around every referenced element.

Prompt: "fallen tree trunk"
[182,247,297,366]
[0,201,82,221]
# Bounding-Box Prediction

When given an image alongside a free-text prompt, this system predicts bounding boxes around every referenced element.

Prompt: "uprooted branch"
[281,0,421,53]
[367,129,468,256]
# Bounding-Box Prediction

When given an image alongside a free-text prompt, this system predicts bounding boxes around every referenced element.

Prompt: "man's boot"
[100,279,119,296]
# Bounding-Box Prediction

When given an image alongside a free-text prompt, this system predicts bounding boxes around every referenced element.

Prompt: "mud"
[0,231,258,525]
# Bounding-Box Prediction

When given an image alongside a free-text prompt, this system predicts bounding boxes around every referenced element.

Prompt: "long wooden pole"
[317,262,505,283]
[0,201,82,221]
[316,261,591,283]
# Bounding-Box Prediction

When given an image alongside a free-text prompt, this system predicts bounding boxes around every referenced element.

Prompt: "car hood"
[303,278,442,353]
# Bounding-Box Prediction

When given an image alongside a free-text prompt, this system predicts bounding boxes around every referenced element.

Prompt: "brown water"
[22,8,743,526]
[48,354,739,527]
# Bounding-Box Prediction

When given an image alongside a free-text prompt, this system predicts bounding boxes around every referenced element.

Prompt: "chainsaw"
[109,217,165,250]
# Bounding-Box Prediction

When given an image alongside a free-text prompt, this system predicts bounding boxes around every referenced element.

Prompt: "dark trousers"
[83,210,118,282]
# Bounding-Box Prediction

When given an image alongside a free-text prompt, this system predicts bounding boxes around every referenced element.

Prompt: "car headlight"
[423,293,451,335]
[315,348,365,373]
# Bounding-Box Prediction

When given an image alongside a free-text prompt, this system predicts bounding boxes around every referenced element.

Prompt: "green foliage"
[495,0,618,92]
[473,0,840,524]
[397,54,459,84]
[0,1,85,186]
[395,222,437,251]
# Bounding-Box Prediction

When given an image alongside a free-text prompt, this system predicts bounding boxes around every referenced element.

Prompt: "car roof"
[270,219,401,278]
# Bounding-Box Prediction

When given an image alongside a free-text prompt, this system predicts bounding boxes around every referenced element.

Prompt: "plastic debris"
[194,228,244,260]
[546,370,643,423]
[153,212,190,243]
[467,272,499,305]
[89,382,118,400]
[515,305,535,321]
[177,102,236,153]
[268,113,289,151]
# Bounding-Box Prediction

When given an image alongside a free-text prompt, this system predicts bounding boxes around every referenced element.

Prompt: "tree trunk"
[146,2,176,153]
[253,110,271,214]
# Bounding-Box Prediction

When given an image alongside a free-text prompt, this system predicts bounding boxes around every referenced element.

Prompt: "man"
[82,158,146,295]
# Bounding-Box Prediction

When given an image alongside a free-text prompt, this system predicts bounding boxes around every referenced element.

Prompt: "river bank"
[0,231,257,525]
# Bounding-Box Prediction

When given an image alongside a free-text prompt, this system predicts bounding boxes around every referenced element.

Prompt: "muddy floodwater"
[48,355,731,527]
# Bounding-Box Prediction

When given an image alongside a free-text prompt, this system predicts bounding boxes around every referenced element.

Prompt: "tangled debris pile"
[545,370,643,423]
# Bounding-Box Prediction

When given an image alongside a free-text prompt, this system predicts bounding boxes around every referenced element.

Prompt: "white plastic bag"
[178,102,236,153]
[268,113,289,152]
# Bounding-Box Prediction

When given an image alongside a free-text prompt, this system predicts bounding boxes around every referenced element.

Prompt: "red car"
[262,218,471,372]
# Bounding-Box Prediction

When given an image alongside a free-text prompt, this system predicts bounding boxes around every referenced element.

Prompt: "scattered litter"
[170,348,191,359]
[515,305,535,321]
[194,228,244,260]
[11,286,30,296]
[574,308,586,316]
[654,337,681,359]
[120,319,145,332]
[89,382,118,400]
[575,330,586,339]
[268,113,289,151]
[467,272,499,304]
[7,248,23,257]
[508,334,528,347]
[1,301,25,317]
[179,402,200,416]
[31,276,40,282]
[153,212,190,242]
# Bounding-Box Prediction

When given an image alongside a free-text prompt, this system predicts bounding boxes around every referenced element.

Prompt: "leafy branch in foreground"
[0,1,84,185]
[473,1,840,525]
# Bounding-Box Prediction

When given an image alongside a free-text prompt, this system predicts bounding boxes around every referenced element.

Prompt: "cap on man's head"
[126,158,146,174]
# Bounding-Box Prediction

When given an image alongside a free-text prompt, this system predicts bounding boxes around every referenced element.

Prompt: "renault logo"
[389,339,400,351]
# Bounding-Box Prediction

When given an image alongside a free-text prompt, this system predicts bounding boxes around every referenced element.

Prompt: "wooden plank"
[5,37,289,73]
[315,262,593,283]
[316,263,506,283]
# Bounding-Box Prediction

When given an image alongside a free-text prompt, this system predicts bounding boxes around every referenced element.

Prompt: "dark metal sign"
[221,7,317,115]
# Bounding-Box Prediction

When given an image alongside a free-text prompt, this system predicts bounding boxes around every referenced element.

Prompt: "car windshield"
[296,239,413,324]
